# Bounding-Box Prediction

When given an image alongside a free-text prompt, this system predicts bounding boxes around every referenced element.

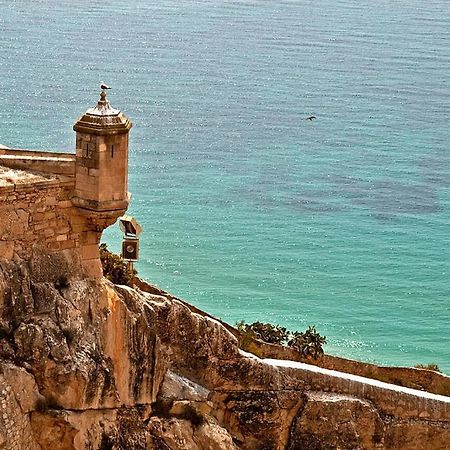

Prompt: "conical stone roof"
[73,91,132,135]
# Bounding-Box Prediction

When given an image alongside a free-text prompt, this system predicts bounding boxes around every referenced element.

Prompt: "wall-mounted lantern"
[119,215,142,270]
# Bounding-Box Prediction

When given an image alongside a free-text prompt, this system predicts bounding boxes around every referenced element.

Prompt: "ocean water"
[1,0,450,372]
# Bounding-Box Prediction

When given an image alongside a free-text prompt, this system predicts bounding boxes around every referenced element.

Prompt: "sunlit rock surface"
[0,258,449,449]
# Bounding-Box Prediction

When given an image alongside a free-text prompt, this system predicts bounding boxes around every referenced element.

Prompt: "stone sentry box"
[73,91,132,216]
[71,91,133,277]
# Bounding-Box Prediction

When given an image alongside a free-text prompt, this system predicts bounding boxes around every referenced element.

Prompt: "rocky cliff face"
[0,255,449,449]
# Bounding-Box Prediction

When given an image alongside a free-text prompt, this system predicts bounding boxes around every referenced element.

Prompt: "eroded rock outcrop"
[0,255,449,449]
[287,392,385,449]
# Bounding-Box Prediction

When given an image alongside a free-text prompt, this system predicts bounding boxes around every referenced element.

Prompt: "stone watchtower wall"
[73,90,131,213]
[0,92,131,279]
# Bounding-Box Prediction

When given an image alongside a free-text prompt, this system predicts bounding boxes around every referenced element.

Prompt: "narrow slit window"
[111,145,114,158]
[83,142,91,158]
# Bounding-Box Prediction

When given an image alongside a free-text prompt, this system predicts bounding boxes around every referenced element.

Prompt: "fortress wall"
[0,178,76,259]
[0,148,75,176]
[0,177,102,279]
[265,359,450,422]
[238,331,450,396]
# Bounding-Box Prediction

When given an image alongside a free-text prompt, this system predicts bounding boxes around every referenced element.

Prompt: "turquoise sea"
[1,0,450,372]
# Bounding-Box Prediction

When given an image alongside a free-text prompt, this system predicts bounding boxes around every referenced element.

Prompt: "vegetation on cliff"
[99,243,136,286]
[236,321,326,359]
[415,363,441,373]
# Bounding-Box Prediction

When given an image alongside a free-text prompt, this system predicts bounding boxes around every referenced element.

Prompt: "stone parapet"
[0,148,75,176]
[264,358,450,422]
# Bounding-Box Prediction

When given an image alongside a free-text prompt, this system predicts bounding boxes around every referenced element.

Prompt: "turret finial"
[96,90,109,110]
[97,83,112,109]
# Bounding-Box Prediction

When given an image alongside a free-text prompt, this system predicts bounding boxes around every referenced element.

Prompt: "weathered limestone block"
[384,421,450,450]
[0,241,14,260]
[169,399,214,418]
[31,408,153,450]
[158,370,210,403]
[0,259,165,411]
[6,276,116,410]
[141,293,303,394]
[0,208,27,239]
[192,419,240,450]
[29,245,83,284]
[287,392,385,450]
[32,406,239,450]
[0,364,41,450]
[0,364,41,413]
[101,284,166,406]
[14,319,60,362]
[13,314,118,410]
[148,416,239,450]
[0,259,34,320]
[214,351,304,393]
[211,389,304,450]
[146,295,240,386]
[31,411,78,449]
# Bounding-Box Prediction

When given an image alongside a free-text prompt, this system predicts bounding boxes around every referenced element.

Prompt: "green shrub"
[414,363,441,373]
[236,320,289,345]
[235,321,326,359]
[288,326,327,359]
[99,243,136,286]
